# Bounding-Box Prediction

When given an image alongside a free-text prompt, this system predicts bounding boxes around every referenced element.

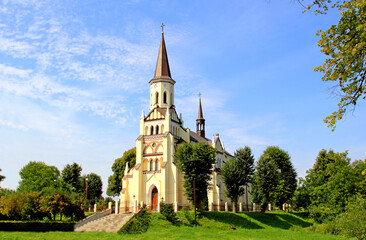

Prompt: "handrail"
[74,209,112,230]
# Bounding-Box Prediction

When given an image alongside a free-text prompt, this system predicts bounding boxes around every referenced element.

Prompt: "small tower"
[196,94,205,138]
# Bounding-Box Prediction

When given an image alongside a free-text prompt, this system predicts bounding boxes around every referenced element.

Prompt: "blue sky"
[1,0,365,195]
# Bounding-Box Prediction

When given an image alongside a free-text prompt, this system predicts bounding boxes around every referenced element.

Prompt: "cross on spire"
[161,23,165,33]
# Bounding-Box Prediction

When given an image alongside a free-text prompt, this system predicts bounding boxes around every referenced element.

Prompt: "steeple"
[149,25,175,111]
[196,93,206,138]
[153,31,172,80]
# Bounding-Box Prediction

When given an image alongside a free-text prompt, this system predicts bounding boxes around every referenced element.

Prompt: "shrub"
[327,196,366,240]
[21,193,47,220]
[118,207,151,234]
[160,203,179,225]
[0,193,27,220]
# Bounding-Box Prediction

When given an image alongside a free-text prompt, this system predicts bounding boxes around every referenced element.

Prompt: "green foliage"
[304,150,366,222]
[61,163,83,193]
[18,161,60,193]
[118,207,151,234]
[327,195,366,239]
[253,146,297,212]
[292,178,311,211]
[221,146,255,212]
[21,193,47,220]
[81,173,103,204]
[0,192,84,221]
[160,203,179,225]
[301,0,366,130]
[107,147,136,196]
[0,193,27,220]
[174,142,216,210]
[0,168,5,184]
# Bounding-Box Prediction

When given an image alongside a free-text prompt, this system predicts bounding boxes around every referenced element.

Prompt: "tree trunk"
[261,204,267,213]
[232,202,237,213]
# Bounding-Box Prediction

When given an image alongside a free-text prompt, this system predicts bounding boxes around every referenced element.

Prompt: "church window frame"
[155,159,159,171]
[155,92,159,105]
[150,126,154,135]
[163,91,167,104]
[150,160,153,171]
[145,126,148,135]
[161,124,164,134]
[156,125,159,135]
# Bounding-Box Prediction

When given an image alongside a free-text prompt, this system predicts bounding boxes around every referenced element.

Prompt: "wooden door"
[151,187,158,211]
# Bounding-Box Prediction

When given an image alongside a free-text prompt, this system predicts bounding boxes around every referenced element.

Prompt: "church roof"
[153,33,172,80]
[190,131,211,143]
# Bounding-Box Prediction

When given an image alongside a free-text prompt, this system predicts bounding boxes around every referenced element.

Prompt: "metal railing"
[74,209,112,230]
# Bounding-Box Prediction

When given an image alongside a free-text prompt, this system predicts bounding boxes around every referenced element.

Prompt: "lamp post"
[85,175,89,201]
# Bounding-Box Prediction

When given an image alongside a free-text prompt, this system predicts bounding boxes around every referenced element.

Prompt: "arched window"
[145,126,148,135]
[163,92,167,103]
[156,125,159,135]
[150,126,154,135]
[150,160,153,171]
[155,159,159,171]
[161,124,164,134]
[155,92,159,104]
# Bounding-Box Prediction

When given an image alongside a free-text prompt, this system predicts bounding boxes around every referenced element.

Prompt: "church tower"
[196,95,205,138]
[149,28,176,111]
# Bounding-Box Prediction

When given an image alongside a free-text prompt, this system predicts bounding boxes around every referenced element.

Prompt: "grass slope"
[0,211,349,240]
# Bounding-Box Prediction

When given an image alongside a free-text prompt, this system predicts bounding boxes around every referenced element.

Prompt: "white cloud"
[0,119,28,131]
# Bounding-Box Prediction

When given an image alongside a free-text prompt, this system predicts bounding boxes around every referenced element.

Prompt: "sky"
[1,0,365,196]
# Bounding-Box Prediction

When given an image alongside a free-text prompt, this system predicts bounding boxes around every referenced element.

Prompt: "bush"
[326,196,366,239]
[308,204,338,223]
[160,203,179,225]
[118,207,151,234]
[21,193,48,220]
[0,193,27,220]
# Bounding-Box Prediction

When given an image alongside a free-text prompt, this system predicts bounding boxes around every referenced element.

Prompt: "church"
[119,29,252,212]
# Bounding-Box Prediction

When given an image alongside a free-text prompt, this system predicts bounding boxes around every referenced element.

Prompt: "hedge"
[0,221,75,232]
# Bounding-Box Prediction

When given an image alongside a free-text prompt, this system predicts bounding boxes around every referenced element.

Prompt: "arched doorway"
[151,187,158,211]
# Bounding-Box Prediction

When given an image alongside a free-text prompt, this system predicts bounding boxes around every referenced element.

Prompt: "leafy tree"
[292,178,311,211]
[300,0,366,130]
[253,146,297,212]
[18,161,60,193]
[221,146,255,213]
[61,162,82,193]
[81,173,103,204]
[175,142,216,210]
[304,149,366,222]
[0,169,5,185]
[107,147,136,196]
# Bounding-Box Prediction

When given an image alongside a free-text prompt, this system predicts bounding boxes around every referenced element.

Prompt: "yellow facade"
[120,32,252,212]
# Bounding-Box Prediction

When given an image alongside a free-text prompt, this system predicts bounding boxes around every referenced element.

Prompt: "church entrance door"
[151,187,158,211]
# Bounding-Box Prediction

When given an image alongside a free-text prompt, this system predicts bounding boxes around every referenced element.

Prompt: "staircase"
[74,212,134,232]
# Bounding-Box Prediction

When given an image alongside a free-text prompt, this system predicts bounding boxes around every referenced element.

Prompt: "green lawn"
[0,211,351,240]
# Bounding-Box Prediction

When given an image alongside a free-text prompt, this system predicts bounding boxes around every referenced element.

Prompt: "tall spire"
[196,93,206,138]
[153,25,172,80]
[198,93,203,119]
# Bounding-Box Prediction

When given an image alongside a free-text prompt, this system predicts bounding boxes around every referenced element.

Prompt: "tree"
[107,147,136,196]
[253,146,297,212]
[175,142,216,210]
[221,146,255,213]
[61,162,82,193]
[81,173,103,204]
[300,0,366,130]
[0,169,5,185]
[18,161,60,193]
[303,149,366,222]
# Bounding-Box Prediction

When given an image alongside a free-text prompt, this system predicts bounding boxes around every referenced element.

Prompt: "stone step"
[74,212,134,232]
